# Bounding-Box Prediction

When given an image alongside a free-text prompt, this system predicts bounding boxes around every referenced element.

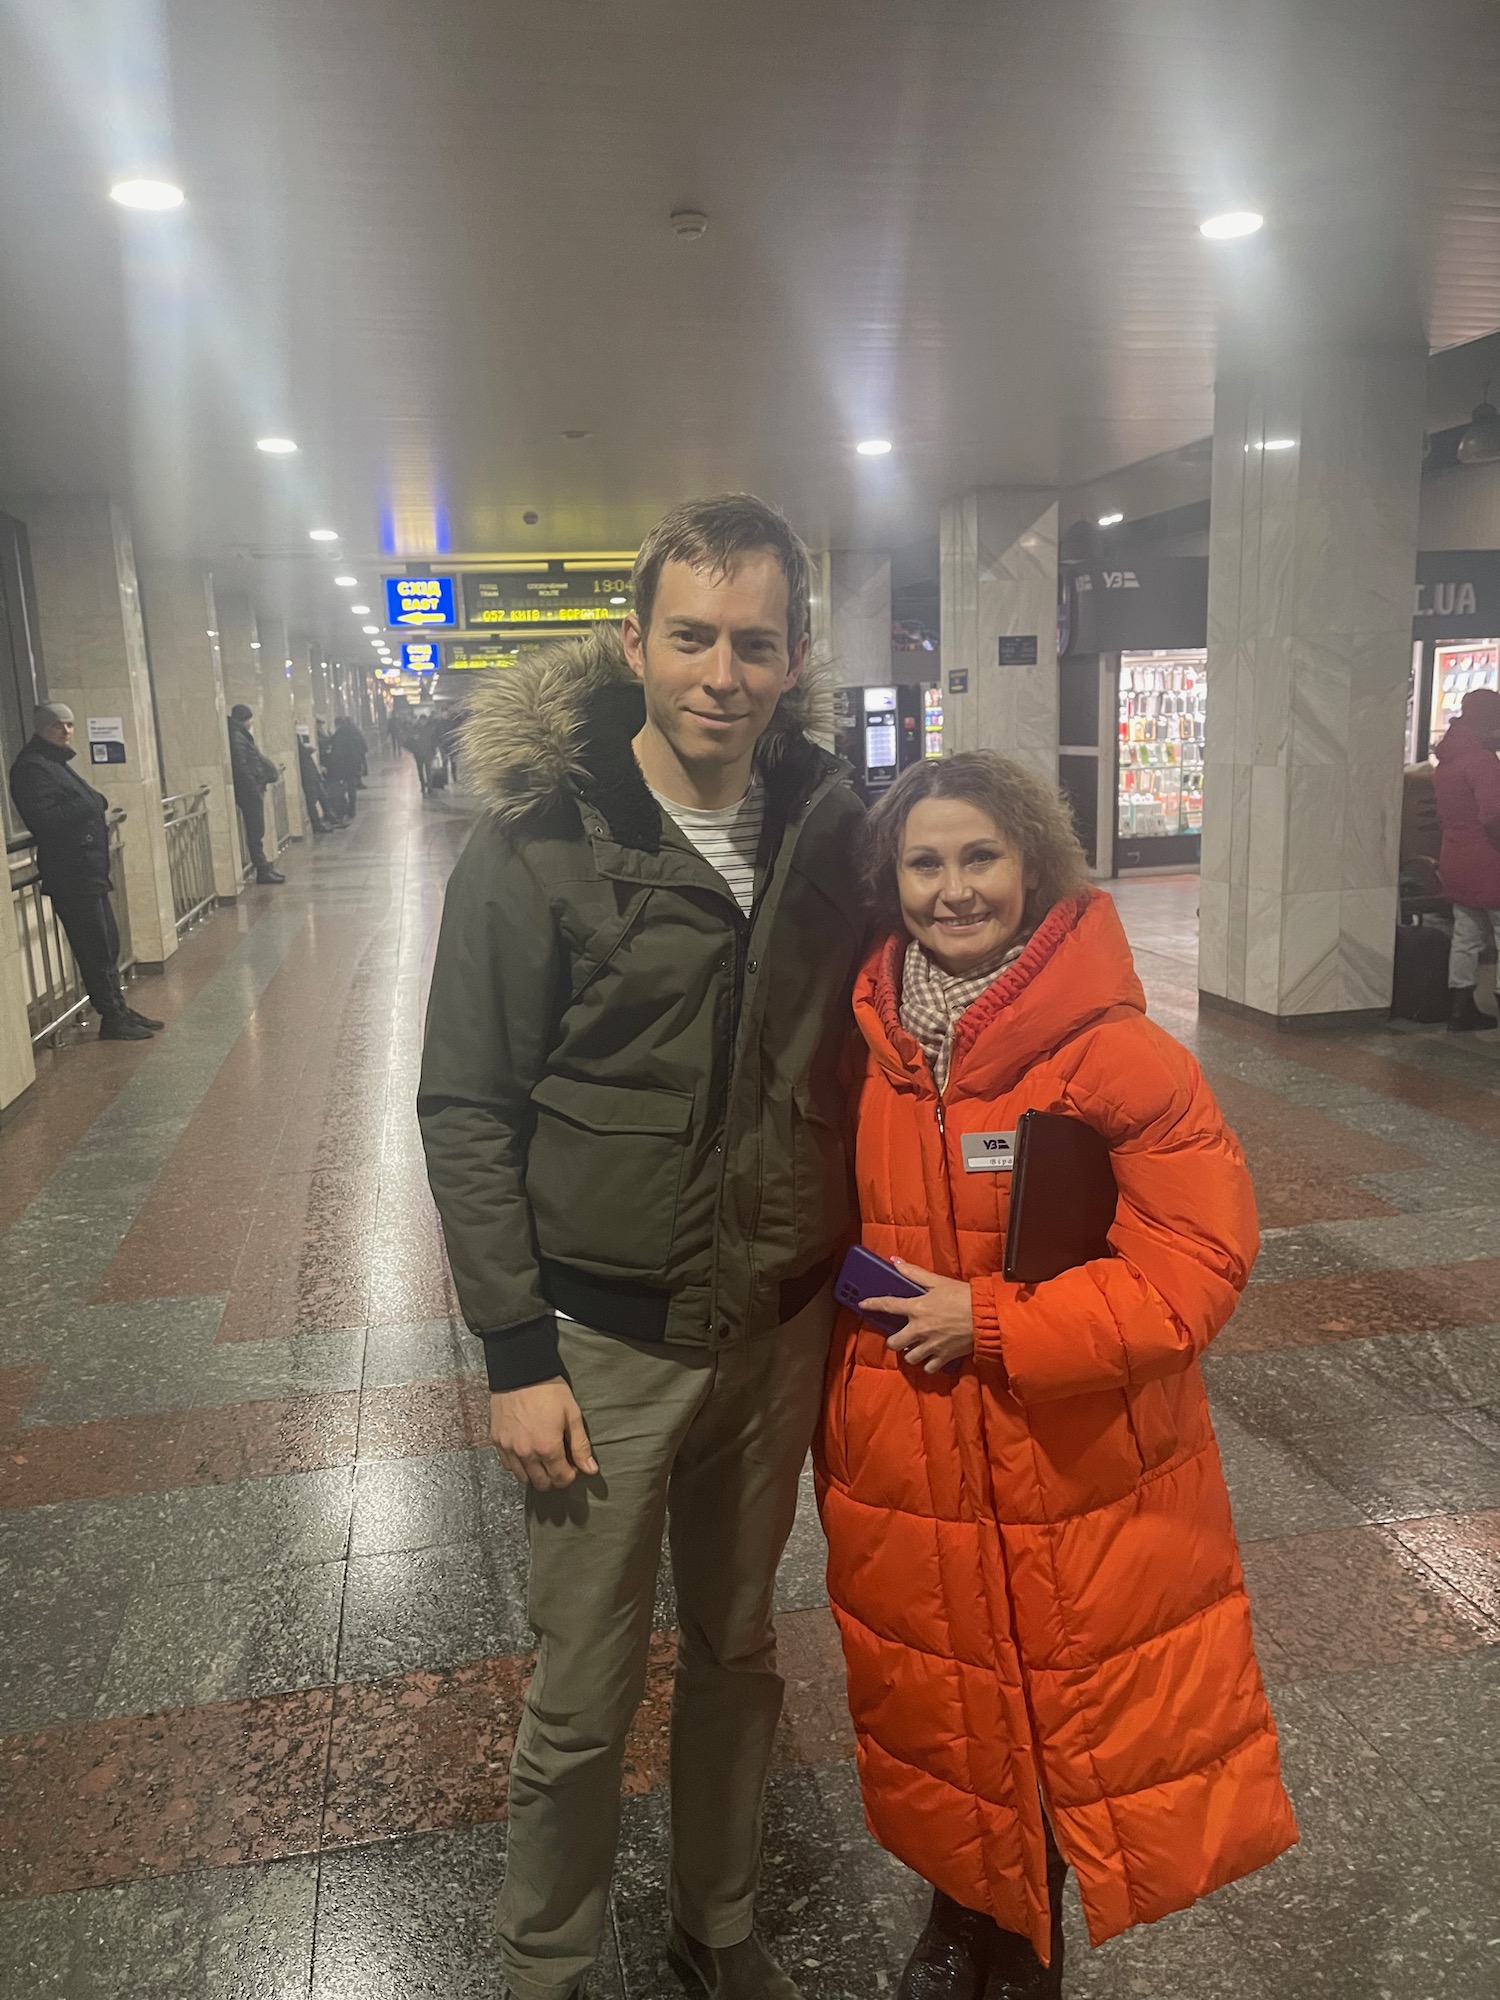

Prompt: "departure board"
[461,565,632,627]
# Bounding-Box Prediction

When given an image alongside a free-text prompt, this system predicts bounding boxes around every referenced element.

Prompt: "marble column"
[254,613,306,840]
[1198,348,1427,1024]
[939,489,1059,778]
[24,496,178,967]
[826,551,892,688]
[288,636,317,742]
[138,560,242,902]
[0,860,37,1116]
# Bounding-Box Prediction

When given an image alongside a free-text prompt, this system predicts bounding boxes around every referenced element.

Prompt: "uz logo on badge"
[960,1132,1016,1173]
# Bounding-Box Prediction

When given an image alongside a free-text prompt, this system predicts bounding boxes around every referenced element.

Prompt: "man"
[323,713,368,820]
[227,703,285,885]
[8,702,164,1042]
[1433,683,1500,1031]
[419,496,863,2000]
[297,734,341,833]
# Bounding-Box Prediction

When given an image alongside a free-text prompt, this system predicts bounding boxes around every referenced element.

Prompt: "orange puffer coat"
[816,889,1296,1959]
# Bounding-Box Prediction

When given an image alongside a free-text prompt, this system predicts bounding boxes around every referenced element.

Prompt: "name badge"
[961,1131,1016,1172]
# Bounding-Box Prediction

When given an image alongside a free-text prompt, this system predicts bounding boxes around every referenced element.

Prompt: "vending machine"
[922,684,944,758]
[1114,649,1208,871]
[834,684,924,802]
[1428,638,1499,746]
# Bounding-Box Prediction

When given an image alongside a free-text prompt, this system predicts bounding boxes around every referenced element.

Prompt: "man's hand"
[490,1378,598,1489]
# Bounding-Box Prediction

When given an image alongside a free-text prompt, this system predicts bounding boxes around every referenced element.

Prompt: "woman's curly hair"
[862,752,1092,933]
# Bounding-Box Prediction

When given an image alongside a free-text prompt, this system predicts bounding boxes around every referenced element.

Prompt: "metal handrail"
[161,786,216,935]
[7,812,134,1045]
[269,768,290,851]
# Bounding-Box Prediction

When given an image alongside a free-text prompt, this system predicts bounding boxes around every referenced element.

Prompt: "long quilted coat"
[816,890,1297,1960]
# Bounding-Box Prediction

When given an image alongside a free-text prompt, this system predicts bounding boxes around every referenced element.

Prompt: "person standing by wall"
[323,714,368,820]
[419,496,864,2000]
[8,703,164,1041]
[1433,684,1500,1032]
[227,704,285,885]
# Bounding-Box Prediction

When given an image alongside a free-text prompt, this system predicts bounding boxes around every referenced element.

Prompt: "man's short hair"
[632,494,812,656]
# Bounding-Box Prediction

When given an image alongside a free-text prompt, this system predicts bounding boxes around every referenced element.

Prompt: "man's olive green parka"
[417,627,865,1390]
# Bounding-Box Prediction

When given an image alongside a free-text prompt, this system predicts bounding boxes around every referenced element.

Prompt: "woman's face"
[897,797,1035,975]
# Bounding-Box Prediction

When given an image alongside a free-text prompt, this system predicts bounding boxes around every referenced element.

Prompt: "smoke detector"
[670,209,708,241]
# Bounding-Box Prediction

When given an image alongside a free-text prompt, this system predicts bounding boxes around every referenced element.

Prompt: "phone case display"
[1117,651,1207,843]
[1429,640,1499,745]
[923,685,943,758]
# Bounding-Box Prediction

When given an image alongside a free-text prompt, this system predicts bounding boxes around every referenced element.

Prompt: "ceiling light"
[309,528,339,542]
[250,641,261,650]
[670,209,708,240]
[350,603,371,614]
[1199,209,1263,241]
[1263,437,1297,451]
[609,594,628,606]
[855,438,893,456]
[256,436,298,455]
[333,575,358,587]
[109,177,185,211]
[1098,512,1124,527]
[1455,400,1500,465]
[362,624,379,634]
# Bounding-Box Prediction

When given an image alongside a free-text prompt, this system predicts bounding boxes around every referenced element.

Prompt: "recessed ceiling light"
[309,528,339,542]
[609,595,628,606]
[256,436,298,455]
[333,574,357,587]
[350,604,371,615]
[855,438,893,456]
[362,624,379,634]
[1199,209,1264,241]
[1263,437,1297,451]
[1098,512,1124,527]
[109,177,185,211]
[250,641,261,650]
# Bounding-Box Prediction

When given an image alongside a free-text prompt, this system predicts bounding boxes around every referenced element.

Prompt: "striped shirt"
[651,777,765,916]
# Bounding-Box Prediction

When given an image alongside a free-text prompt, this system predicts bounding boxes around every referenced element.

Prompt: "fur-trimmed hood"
[462,623,836,835]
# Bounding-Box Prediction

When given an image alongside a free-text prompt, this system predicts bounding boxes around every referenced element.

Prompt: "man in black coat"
[323,714,368,821]
[228,703,285,885]
[8,703,163,1041]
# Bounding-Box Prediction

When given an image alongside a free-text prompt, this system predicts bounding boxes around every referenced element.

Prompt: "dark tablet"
[1001,1109,1119,1285]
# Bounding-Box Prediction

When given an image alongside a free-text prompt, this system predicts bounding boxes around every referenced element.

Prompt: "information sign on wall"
[87,716,126,765]
[948,670,969,694]
[385,576,458,627]
[997,635,1039,666]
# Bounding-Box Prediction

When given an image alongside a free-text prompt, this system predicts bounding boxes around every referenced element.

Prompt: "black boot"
[1449,986,1496,1032]
[99,1011,152,1041]
[255,863,286,885]
[897,1890,1003,2000]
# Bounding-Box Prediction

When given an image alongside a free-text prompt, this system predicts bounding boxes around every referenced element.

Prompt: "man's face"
[622,552,806,774]
[40,717,74,750]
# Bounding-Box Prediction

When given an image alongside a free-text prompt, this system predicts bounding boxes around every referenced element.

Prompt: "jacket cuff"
[479,1316,563,1393]
[969,1275,1010,1376]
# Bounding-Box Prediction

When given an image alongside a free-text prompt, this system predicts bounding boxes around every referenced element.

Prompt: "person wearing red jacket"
[816,752,1296,2000]
[1432,684,1500,1032]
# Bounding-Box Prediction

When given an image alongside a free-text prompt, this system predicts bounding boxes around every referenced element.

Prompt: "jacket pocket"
[525,1074,694,1276]
[791,1084,853,1258]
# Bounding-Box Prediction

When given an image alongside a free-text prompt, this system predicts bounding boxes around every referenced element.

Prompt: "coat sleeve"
[1473,741,1500,833]
[9,760,97,843]
[417,820,568,1391]
[969,1022,1259,1403]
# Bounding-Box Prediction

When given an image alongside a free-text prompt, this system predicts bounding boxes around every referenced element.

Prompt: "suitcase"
[1390,919,1450,1023]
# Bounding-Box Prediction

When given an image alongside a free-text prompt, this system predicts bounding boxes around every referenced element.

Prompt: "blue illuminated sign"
[385,575,457,627]
[401,640,441,673]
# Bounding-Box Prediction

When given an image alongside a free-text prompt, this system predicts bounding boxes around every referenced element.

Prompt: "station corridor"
[2,758,1498,2000]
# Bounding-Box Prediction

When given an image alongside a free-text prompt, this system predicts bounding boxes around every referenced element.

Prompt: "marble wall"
[25,497,178,967]
[939,488,1058,778]
[138,560,243,900]
[1199,349,1427,1019]
[826,551,892,688]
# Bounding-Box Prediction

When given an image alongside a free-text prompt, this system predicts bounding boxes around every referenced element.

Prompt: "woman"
[816,753,1296,1999]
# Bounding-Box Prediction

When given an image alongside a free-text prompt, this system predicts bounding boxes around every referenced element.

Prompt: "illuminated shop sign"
[401,640,442,672]
[461,565,632,627]
[385,576,458,626]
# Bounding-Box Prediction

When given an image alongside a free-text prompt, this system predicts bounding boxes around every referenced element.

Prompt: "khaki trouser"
[497,1294,834,2000]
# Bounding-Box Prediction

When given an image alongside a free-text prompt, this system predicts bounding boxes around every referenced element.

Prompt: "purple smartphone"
[835,1244,926,1336]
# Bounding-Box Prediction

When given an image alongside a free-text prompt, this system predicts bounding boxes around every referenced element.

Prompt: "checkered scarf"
[900,932,1033,1092]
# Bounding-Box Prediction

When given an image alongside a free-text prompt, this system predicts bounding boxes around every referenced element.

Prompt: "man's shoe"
[1449,986,1496,1032]
[666,1919,804,1999]
[126,1005,165,1031]
[255,865,286,885]
[99,1013,153,1041]
[896,1890,1001,2000]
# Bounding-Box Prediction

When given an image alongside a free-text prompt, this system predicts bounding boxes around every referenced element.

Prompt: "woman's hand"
[860,1259,976,1374]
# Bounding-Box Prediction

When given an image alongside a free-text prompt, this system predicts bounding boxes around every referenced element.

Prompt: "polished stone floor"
[1,766,1498,1998]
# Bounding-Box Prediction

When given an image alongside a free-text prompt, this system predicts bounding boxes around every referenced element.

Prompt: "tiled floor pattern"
[1,815,1498,1995]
